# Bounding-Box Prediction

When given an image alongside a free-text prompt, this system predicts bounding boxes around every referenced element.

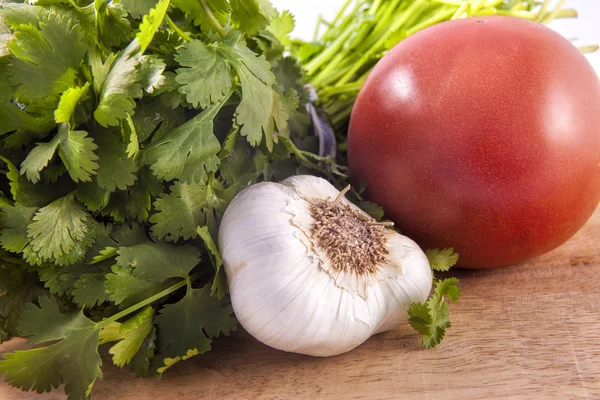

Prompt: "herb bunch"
[0,0,330,398]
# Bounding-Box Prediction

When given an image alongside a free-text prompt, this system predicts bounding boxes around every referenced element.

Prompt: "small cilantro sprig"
[425,247,460,273]
[408,248,461,348]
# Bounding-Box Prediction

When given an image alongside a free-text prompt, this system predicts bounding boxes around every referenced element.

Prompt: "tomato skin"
[348,17,600,268]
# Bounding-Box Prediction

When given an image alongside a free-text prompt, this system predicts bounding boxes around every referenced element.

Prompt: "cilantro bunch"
[0,0,330,398]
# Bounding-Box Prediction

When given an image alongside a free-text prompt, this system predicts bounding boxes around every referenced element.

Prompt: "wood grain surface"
[1,208,599,400]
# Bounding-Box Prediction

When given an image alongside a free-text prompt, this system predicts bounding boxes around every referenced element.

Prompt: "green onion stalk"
[295,0,587,140]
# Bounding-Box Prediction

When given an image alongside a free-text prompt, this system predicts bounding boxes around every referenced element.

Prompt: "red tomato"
[348,17,600,268]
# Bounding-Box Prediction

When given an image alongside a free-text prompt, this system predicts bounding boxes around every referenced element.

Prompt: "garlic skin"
[218,175,432,357]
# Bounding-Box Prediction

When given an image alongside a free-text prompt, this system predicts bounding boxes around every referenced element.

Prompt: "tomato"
[347,17,600,268]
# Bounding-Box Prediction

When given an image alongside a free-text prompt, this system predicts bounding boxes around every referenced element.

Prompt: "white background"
[271,0,600,74]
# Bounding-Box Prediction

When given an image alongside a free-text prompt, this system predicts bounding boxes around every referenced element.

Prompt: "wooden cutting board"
[1,208,599,400]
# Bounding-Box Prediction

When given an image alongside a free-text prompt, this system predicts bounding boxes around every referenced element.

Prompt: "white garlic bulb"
[218,175,432,357]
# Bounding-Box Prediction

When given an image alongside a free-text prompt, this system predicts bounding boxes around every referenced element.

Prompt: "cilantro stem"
[200,0,226,37]
[304,28,354,76]
[100,278,188,327]
[313,15,323,42]
[335,0,427,87]
[166,15,192,41]
[322,0,354,39]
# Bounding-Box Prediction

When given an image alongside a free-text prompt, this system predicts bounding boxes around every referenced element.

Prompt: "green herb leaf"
[26,193,95,266]
[175,40,233,109]
[150,180,235,242]
[100,306,155,367]
[0,204,36,253]
[230,0,278,35]
[105,265,166,306]
[93,131,138,191]
[144,96,225,183]
[116,241,200,282]
[408,278,461,349]
[153,285,236,374]
[54,83,90,124]
[20,123,99,183]
[0,296,103,400]
[72,272,111,308]
[171,0,229,31]
[128,325,156,376]
[121,0,158,18]
[94,40,165,127]
[425,247,459,272]
[7,11,85,100]
[137,0,170,54]
[125,167,163,222]
[0,263,48,343]
[218,32,293,150]
[78,0,132,49]
[268,10,294,46]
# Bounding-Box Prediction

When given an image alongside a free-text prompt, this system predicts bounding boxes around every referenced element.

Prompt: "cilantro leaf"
[174,33,293,150]
[0,263,48,342]
[99,306,155,367]
[218,33,293,150]
[137,54,167,95]
[105,264,170,306]
[38,262,96,296]
[129,325,156,376]
[38,227,110,302]
[0,296,103,400]
[150,180,235,242]
[0,155,20,201]
[171,0,229,32]
[121,0,158,18]
[175,40,233,109]
[18,137,58,184]
[7,11,85,100]
[93,131,138,191]
[88,50,118,96]
[125,167,163,222]
[72,272,111,308]
[117,241,200,282]
[268,10,294,46]
[26,193,95,266]
[230,0,278,36]
[0,203,36,253]
[153,285,236,374]
[93,42,141,127]
[20,123,99,183]
[144,97,225,183]
[94,40,165,127]
[408,278,462,349]
[130,94,186,142]
[196,226,227,299]
[0,92,55,147]
[78,0,131,49]
[54,83,90,124]
[137,0,170,54]
[123,114,139,159]
[110,223,150,248]
[57,125,100,183]
[75,179,110,212]
[426,247,460,272]
[0,3,53,29]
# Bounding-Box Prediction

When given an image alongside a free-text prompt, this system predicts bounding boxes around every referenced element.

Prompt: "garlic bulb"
[218,175,432,357]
